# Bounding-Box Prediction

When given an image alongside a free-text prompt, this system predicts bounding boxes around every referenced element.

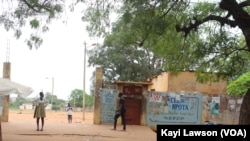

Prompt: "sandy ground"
[1,109,156,141]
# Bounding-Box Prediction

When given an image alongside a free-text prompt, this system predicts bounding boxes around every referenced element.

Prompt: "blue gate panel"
[100,89,117,124]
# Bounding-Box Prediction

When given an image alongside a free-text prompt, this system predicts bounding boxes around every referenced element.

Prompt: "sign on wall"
[210,96,220,115]
[100,89,117,124]
[146,92,203,126]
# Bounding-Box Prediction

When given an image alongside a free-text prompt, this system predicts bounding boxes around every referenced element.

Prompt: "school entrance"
[99,81,152,125]
[123,85,142,125]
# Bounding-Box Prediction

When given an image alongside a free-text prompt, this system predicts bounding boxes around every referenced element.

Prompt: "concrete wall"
[148,71,241,125]
[203,94,242,124]
[149,71,227,95]
[101,71,240,125]
[149,73,169,91]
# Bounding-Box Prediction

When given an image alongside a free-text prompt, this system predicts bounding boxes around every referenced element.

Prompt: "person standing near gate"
[112,92,126,131]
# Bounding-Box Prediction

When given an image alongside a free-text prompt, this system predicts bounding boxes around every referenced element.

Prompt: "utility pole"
[82,41,86,121]
[82,41,97,121]
[46,77,54,107]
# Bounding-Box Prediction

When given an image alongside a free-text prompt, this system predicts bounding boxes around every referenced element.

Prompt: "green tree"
[175,1,250,80]
[86,1,186,81]
[45,92,57,105]
[176,0,250,50]
[80,0,250,124]
[52,98,65,111]
[45,92,52,104]
[68,89,94,108]
[173,1,250,124]
[68,89,83,107]
[0,0,64,49]
[227,71,250,96]
[81,0,250,80]
[88,38,164,81]
[45,92,65,110]
[85,93,94,107]
[10,96,27,109]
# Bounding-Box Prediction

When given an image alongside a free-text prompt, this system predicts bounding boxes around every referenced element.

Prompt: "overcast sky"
[0,3,99,100]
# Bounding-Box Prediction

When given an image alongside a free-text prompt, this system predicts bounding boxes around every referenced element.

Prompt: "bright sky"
[0,3,99,100]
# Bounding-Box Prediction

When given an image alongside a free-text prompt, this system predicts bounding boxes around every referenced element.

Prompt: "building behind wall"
[98,71,240,125]
[148,71,227,95]
[148,71,241,124]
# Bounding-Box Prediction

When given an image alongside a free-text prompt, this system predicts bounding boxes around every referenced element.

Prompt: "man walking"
[112,92,126,131]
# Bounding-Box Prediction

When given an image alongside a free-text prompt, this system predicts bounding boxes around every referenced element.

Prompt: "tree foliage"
[80,0,250,82]
[0,0,64,49]
[227,71,250,96]
[45,92,65,110]
[10,96,27,109]
[85,1,188,81]
[68,89,94,108]
[175,0,250,80]
[176,0,250,50]
[68,89,83,107]
[88,36,164,81]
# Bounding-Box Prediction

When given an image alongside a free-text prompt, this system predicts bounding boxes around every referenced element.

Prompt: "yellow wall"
[148,72,169,92]
[149,71,227,95]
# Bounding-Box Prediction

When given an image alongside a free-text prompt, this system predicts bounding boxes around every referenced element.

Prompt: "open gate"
[100,85,143,125]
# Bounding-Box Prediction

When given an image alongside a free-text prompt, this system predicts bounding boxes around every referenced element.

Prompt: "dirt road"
[1,109,156,141]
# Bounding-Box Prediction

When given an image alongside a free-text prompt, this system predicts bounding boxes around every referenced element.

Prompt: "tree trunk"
[220,0,250,50]
[238,88,250,124]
